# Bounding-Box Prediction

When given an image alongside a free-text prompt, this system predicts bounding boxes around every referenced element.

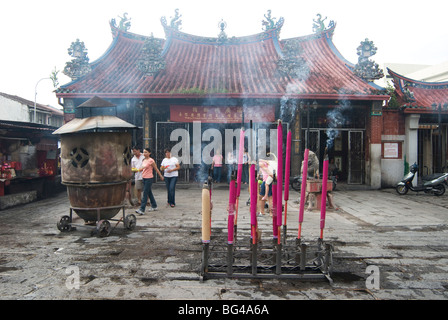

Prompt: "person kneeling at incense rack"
[258,158,275,217]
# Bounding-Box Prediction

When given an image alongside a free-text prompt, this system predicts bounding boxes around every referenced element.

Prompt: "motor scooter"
[422,172,448,186]
[396,163,447,196]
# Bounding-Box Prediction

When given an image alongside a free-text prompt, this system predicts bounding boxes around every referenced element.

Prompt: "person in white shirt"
[226,150,236,183]
[131,146,144,206]
[161,148,180,208]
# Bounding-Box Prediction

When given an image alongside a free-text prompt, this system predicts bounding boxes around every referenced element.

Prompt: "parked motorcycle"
[396,163,448,196]
[422,173,448,186]
[290,172,338,192]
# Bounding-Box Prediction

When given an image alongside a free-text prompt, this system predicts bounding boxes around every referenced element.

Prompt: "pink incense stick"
[272,181,278,239]
[277,121,283,228]
[249,164,257,241]
[236,128,244,198]
[320,157,329,239]
[234,128,244,230]
[284,131,291,202]
[284,131,291,225]
[227,178,236,244]
[298,149,309,239]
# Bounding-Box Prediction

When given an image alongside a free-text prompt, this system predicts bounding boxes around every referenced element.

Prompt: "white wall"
[0,96,30,122]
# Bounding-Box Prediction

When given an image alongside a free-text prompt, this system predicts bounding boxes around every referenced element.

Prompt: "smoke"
[279,83,300,123]
[326,99,351,149]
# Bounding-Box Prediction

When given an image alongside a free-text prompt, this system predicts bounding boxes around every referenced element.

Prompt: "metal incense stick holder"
[200,121,333,282]
[199,174,333,282]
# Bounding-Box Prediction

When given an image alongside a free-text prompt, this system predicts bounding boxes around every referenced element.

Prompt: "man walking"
[131,146,144,206]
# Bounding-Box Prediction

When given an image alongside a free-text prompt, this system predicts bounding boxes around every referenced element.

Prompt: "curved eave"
[281,24,384,96]
[388,68,448,110]
[388,68,448,87]
[56,91,389,101]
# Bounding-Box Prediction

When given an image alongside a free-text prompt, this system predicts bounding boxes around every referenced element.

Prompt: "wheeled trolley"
[57,204,136,237]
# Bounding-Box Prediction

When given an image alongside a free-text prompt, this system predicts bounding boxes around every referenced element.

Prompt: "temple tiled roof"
[56,19,387,101]
[388,68,448,113]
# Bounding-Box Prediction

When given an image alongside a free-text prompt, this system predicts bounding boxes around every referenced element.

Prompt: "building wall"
[0,96,29,122]
[406,60,448,82]
[381,110,406,187]
[0,93,63,126]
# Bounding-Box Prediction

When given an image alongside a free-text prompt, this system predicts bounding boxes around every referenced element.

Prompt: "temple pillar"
[404,113,420,174]
[369,106,383,189]
[143,103,153,149]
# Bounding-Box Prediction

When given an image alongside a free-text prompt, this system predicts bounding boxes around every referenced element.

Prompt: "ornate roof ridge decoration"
[109,21,163,42]
[63,39,92,81]
[216,19,228,45]
[312,14,335,34]
[353,38,384,81]
[136,33,166,77]
[110,13,131,32]
[161,10,284,45]
[276,38,310,80]
[169,9,182,30]
[282,20,337,44]
[262,10,285,32]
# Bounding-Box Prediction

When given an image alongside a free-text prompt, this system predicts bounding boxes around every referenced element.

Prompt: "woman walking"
[211,149,223,183]
[135,148,164,215]
[161,148,180,208]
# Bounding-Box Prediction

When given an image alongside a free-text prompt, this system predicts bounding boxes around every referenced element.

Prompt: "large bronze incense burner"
[54,96,137,236]
[61,131,132,221]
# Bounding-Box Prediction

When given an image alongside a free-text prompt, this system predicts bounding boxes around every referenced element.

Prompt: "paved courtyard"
[0,182,447,300]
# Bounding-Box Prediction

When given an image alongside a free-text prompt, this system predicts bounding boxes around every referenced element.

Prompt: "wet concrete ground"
[0,182,447,300]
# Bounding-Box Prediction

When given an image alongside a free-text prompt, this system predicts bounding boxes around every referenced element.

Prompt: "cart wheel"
[96,220,111,237]
[124,214,137,230]
[57,215,72,232]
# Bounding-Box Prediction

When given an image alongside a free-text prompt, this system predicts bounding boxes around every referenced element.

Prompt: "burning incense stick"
[236,127,244,197]
[250,164,257,243]
[276,121,284,244]
[283,130,291,240]
[320,148,329,240]
[234,127,245,232]
[276,121,283,242]
[298,149,309,240]
[272,177,278,240]
[227,176,236,244]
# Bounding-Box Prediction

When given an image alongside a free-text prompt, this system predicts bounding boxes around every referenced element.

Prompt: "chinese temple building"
[56,11,390,187]
[385,68,448,185]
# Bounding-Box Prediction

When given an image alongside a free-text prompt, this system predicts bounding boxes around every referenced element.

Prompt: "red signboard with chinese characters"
[170,105,275,123]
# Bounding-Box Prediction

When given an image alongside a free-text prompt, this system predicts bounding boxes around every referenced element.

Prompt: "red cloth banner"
[170,105,275,123]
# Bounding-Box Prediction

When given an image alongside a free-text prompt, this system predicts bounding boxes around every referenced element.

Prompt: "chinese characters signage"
[383,142,399,158]
[170,105,275,123]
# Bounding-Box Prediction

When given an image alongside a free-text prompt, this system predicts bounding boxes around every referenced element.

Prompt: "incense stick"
[298,149,309,240]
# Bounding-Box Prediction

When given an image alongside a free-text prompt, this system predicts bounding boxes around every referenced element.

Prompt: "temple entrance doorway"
[302,129,365,184]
